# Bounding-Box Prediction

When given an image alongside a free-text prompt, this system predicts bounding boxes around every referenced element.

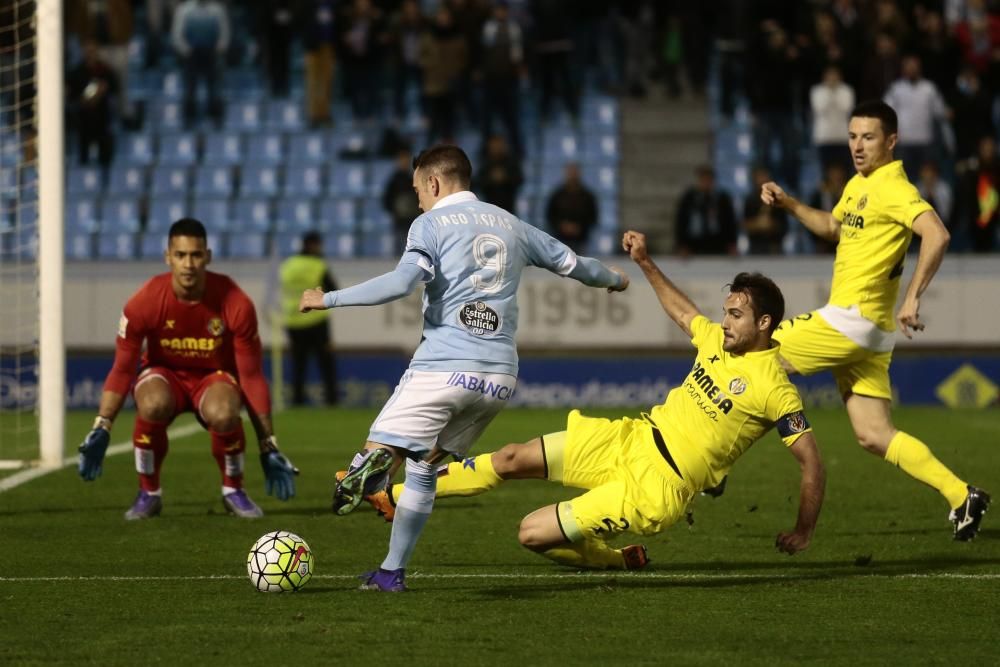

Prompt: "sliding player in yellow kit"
[760,100,989,540]
[363,231,825,569]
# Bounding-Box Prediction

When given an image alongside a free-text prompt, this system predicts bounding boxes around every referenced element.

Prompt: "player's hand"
[78,416,112,481]
[760,182,788,209]
[608,267,629,292]
[260,436,299,501]
[775,530,811,555]
[299,287,328,313]
[622,230,648,263]
[896,295,924,339]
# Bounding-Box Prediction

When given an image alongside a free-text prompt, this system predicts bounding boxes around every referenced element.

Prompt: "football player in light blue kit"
[299,145,629,591]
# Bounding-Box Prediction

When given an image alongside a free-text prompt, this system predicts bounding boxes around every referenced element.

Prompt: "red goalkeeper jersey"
[104,271,271,416]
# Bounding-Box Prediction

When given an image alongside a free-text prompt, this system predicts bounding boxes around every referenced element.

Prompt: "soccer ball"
[246,530,314,593]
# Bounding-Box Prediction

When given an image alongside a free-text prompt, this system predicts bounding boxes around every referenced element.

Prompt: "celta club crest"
[207,317,225,336]
[857,195,867,210]
[729,377,747,395]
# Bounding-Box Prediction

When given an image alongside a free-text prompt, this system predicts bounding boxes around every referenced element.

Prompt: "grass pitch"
[1,407,998,666]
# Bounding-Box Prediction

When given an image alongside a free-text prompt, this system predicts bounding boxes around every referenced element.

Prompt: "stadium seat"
[66,198,101,233]
[225,231,268,258]
[65,230,94,260]
[225,101,263,132]
[138,232,166,259]
[272,231,301,257]
[158,132,198,166]
[582,96,618,129]
[328,130,369,156]
[106,165,146,196]
[266,100,304,132]
[119,133,156,166]
[274,199,317,233]
[202,132,243,166]
[358,231,394,257]
[368,160,396,197]
[542,131,581,163]
[286,133,328,166]
[283,164,324,197]
[582,164,618,197]
[232,199,274,233]
[324,230,357,258]
[193,166,234,198]
[1,226,37,259]
[152,101,184,131]
[96,232,137,260]
[150,166,190,197]
[585,230,617,256]
[361,198,392,232]
[161,71,182,100]
[101,197,143,233]
[66,167,103,195]
[192,199,232,231]
[240,165,281,197]
[584,134,619,163]
[317,198,358,232]
[326,162,366,197]
[245,134,285,165]
[146,198,190,233]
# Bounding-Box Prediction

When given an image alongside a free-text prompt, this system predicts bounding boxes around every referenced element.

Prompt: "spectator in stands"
[420,6,467,145]
[533,0,580,123]
[859,32,899,100]
[917,161,954,231]
[914,10,961,98]
[68,42,119,172]
[67,0,136,127]
[806,162,847,254]
[950,67,995,162]
[143,0,177,69]
[259,1,295,98]
[480,1,525,156]
[546,163,598,254]
[171,0,230,128]
[955,135,1000,253]
[884,54,948,173]
[619,0,655,98]
[674,166,737,257]
[474,135,523,214]
[873,0,910,48]
[302,0,337,128]
[387,0,426,122]
[339,0,387,124]
[742,166,788,255]
[803,9,860,97]
[446,0,490,126]
[954,11,1000,83]
[810,64,855,174]
[280,231,339,406]
[383,148,422,254]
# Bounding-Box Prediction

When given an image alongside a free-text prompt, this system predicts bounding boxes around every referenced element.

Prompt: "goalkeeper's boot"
[701,475,728,498]
[336,470,397,522]
[621,544,649,571]
[358,567,407,592]
[223,489,264,518]
[124,490,163,520]
[950,485,991,541]
[333,448,394,516]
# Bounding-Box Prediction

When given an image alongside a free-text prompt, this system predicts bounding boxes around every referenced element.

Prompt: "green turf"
[1,407,998,666]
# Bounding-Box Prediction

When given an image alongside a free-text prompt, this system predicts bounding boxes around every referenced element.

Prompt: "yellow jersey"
[649,315,810,490]
[830,160,933,331]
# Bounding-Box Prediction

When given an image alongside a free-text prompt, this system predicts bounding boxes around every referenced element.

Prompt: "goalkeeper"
[78,218,298,519]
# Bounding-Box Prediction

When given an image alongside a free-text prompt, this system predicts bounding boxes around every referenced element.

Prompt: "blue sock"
[381,458,437,571]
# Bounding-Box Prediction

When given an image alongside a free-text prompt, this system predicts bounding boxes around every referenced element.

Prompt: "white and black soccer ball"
[246,530,314,593]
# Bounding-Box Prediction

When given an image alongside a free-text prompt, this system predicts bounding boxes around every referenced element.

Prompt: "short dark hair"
[851,99,898,136]
[412,144,472,188]
[728,272,785,334]
[168,217,207,240]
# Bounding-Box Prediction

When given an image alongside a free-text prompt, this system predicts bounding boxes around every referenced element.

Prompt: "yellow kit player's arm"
[622,230,701,337]
[760,181,841,242]
[897,210,950,339]
[776,431,826,555]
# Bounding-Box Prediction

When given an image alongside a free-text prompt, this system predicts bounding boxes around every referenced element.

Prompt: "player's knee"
[136,393,173,423]
[517,519,545,552]
[201,405,241,433]
[854,428,892,455]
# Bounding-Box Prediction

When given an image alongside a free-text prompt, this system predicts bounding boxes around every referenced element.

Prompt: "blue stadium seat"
[161,71,183,100]
[67,167,103,195]
[515,195,537,222]
[193,166,234,198]
[582,164,618,197]
[317,198,358,232]
[101,197,143,233]
[266,100,305,131]
[65,230,93,260]
[232,199,274,233]
[361,198,392,232]
[0,227,37,260]
[286,133,328,165]
[240,165,281,197]
[158,133,198,166]
[138,232,166,259]
[202,132,243,166]
[0,165,16,200]
[272,231,301,257]
[245,134,285,165]
[146,198,190,233]
[582,97,618,130]
[542,131,581,163]
[324,230,357,258]
[152,101,184,131]
[584,134,619,163]
[598,199,618,230]
[283,165,324,197]
[326,162,366,197]
[192,199,233,231]
[329,130,369,156]
[150,166,190,196]
[97,232,137,260]
[225,231,268,258]
[275,199,317,232]
[0,131,19,166]
[359,231,394,257]
[107,165,146,196]
[66,198,101,233]
[119,134,156,166]
[225,101,263,132]
[585,230,617,256]
[368,160,395,197]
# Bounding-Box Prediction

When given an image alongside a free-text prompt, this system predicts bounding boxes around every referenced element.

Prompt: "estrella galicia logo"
[458,301,501,336]
[729,377,747,395]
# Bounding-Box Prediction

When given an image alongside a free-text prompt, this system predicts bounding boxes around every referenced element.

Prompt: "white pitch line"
[0,421,204,494]
[1,572,999,583]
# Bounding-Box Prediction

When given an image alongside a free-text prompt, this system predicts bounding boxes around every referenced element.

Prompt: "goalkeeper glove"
[260,436,299,501]
[78,416,112,481]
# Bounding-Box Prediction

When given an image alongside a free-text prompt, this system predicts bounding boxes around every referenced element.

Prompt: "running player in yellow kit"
[760,100,989,540]
[367,231,825,569]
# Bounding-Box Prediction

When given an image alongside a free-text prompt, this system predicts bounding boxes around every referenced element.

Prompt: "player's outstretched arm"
[622,230,700,337]
[761,181,841,242]
[299,256,427,312]
[775,431,825,555]
[78,389,128,481]
[897,210,950,339]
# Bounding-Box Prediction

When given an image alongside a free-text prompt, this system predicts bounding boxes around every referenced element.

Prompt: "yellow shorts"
[543,410,695,541]
[772,310,893,400]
